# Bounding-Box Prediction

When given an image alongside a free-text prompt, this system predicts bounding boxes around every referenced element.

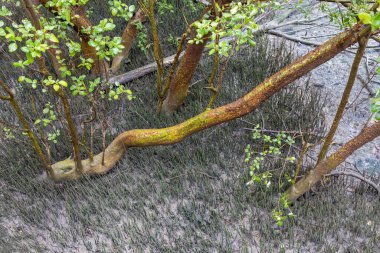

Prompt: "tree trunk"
[160,0,232,114]
[287,121,380,201]
[39,0,104,75]
[23,0,61,77]
[110,9,146,74]
[50,24,371,180]
[161,40,207,114]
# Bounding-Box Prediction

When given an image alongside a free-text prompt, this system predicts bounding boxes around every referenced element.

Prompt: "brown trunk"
[50,24,371,180]
[23,0,61,77]
[110,9,146,74]
[58,91,83,173]
[39,0,104,75]
[161,40,207,114]
[288,121,380,201]
[160,0,231,114]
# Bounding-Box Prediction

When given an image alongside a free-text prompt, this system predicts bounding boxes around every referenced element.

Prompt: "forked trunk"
[288,121,380,201]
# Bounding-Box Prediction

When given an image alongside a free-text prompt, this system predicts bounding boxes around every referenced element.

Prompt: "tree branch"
[110,9,146,73]
[50,24,372,180]
[288,121,380,200]
[327,170,380,193]
[318,33,370,161]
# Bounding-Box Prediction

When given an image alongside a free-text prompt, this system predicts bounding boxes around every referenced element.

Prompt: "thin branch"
[145,0,164,102]
[57,90,83,173]
[0,79,53,177]
[327,171,380,192]
[268,30,322,46]
[317,33,369,162]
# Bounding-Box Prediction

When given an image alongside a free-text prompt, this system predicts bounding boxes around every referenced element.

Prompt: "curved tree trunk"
[110,9,146,74]
[51,24,371,180]
[288,121,380,201]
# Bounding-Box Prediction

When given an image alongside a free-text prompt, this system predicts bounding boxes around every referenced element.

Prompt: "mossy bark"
[51,24,371,180]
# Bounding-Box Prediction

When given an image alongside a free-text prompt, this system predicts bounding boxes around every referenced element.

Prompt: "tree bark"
[23,0,61,77]
[110,9,146,74]
[160,0,231,114]
[161,39,207,114]
[39,0,104,75]
[317,35,369,162]
[50,24,371,180]
[288,121,380,201]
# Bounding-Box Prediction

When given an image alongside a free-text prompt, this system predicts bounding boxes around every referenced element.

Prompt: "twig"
[327,171,380,192]
[268,30,322,46]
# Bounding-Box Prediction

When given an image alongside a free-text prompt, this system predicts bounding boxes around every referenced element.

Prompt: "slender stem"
[30,94,52,163]
[206,32,220,103]
[58,91,83,173]
[0,94,11,100]
[206,52,232,109]
[162,27,191,98]
[317,34,369,162]
[80,82,97,161]
[146,0,164,102]
[0,80,54,177]
[292,140,308,185]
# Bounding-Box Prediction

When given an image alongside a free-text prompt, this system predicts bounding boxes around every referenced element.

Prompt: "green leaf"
[58,80,68,87]
[358,12,372,25]
[104,22,115,30]
[248,39,256,47]
[53,84,60,91]
[8,43,17,52]
[372,13,380,29]
[49,33,59,43]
